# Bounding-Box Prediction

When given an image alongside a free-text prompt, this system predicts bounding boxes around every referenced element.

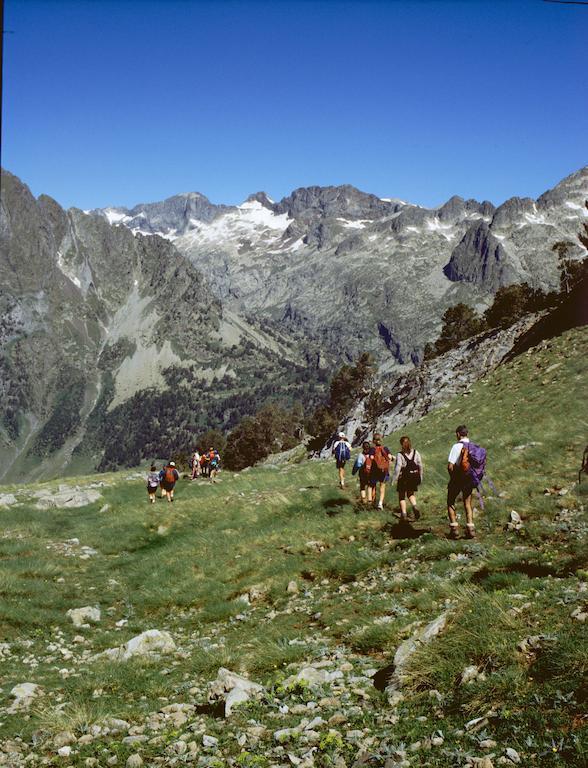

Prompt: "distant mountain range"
[1,166,586,479]
[95,167,588,368]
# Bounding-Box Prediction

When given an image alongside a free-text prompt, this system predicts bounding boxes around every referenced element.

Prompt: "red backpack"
[373,445,390,472]
[163,466,176,484]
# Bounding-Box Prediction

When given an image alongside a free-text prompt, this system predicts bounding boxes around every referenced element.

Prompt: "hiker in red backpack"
[447,425,478,539]
[159,461,179,503]
[391,435,423,522]
[368,433,393,510]
[332,432,352,488]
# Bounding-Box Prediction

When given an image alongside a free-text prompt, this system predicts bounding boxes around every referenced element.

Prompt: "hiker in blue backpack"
[332,432,352,488]
[447,425,486,539]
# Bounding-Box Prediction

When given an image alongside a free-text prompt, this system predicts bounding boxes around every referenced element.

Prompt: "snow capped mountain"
[100,167,588,366]
[1,166,586,479]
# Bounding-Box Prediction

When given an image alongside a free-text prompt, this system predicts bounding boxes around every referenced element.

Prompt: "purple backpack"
[465,443,486,487]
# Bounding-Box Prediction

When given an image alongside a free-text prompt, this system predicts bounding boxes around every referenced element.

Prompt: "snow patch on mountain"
[104,209,131,225]
[176,200,291,248]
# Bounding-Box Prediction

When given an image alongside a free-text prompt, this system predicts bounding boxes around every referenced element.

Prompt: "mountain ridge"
[1,166,586,479]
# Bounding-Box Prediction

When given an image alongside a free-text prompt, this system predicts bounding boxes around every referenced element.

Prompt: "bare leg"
[399,496,408,519]
[379,482,386,507]
[464,493,475,536]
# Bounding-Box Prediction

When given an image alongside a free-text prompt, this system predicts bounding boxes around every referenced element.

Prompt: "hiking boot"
[465,525,476,539]
[377,502,384,511]
[411,507,421,521]
[449,526,460,540]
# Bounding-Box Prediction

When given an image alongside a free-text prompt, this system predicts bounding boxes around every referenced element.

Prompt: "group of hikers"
[189,448,221,481]
[146,447,222,503]
[144,425,486,539]
[333,424,486,539]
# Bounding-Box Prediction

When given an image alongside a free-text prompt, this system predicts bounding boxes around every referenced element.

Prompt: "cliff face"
[0,171,318,479]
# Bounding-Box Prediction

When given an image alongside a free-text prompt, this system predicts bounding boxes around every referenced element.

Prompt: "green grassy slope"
[0,327,586,766]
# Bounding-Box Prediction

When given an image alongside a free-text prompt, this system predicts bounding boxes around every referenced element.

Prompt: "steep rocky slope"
[100,168,588,365]
[0,172,320,480]
[330,269,588,450]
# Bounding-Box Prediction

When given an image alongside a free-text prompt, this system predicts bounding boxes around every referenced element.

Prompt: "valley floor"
[0,328,587,767]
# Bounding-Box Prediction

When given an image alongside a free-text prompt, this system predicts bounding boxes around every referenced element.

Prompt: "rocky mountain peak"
[244,192,276,210]
[275,184,393,221]
[437,195,495,222]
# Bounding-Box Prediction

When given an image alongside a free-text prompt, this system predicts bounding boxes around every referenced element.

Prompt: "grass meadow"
[0,327,586,765]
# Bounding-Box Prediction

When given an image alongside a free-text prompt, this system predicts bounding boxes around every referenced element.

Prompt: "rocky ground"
[0,328,586,767]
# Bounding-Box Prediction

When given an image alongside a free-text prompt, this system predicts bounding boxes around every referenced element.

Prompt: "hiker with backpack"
[391,435,423,522]
[200,452,209,478]
[447,425,486,539]
[159,461,179,503]
[146,464,160,504]
[332,432,352,488]
[191,449,201,480]
[208,447,221,483]
[368,433,393,510]
[352,441,372,505]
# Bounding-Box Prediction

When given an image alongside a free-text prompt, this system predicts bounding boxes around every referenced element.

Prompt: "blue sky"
[2,0,586,209]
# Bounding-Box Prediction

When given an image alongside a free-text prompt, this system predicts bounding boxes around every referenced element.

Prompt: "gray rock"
[391,612,449,684]
[97,629,176,662]
[207,667,264,716]
[9,682,42,711]
[67,605,101,627]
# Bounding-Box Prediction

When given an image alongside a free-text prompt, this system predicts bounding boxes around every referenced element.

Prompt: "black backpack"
[400,450,421,485]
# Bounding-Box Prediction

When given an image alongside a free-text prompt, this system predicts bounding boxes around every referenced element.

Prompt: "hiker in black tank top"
[391,435,423,522]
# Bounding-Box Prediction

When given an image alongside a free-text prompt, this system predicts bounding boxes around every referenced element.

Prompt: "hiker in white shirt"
[447,425,475,539]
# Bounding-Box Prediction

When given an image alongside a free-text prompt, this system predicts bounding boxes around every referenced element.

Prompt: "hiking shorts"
[147,484,158,494]
[369,468,389,486]
[397,478,419,499]
[160,481,176,492]
[447,476,474,507]
[336,459,347,469]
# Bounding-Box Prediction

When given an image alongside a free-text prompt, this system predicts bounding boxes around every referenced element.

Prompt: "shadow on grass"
[472,554,588,587]
[322,498,353,516]
[382,520,431,540]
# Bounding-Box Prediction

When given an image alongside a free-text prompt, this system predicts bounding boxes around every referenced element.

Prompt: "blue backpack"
[335,441,351,462]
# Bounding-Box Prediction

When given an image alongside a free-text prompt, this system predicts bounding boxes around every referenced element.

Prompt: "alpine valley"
[1,166,586,479]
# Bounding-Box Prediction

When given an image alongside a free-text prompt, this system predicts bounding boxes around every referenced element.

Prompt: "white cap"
[169,461,176,467]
